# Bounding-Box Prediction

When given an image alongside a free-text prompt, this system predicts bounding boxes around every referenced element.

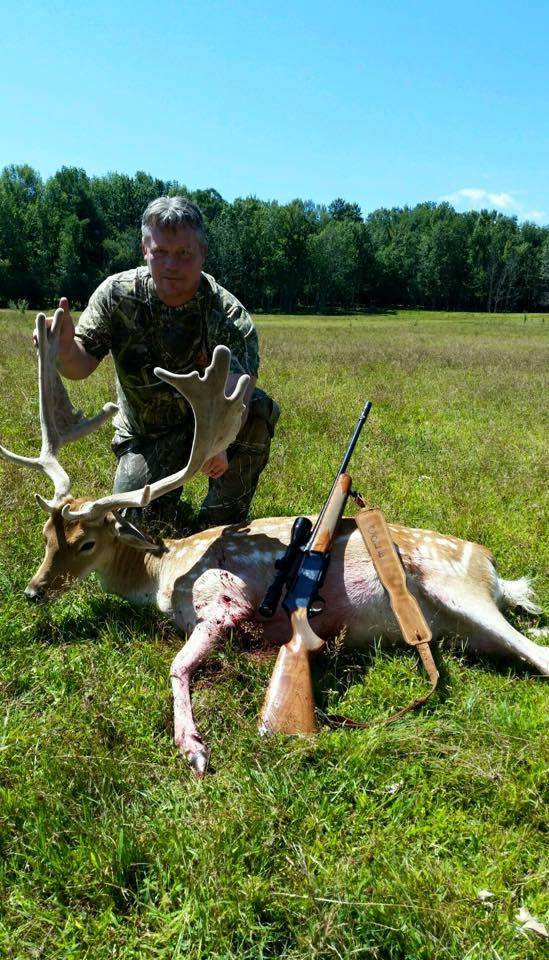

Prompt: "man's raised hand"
[51,297,76,355]
[33,298,98,380]
[33,297,76,355]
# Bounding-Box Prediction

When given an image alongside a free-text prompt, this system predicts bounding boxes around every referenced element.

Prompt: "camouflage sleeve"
[74,277,114,361]
[210,286,260,377]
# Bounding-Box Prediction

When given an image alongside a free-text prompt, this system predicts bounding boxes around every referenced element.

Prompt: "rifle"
[258,401,372,735]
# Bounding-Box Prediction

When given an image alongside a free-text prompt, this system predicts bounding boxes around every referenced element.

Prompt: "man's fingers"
[204,455,229,478]
[203,468,223,478]
[33,313,51,346]
[32,299,71,349]
[201,451,228,478]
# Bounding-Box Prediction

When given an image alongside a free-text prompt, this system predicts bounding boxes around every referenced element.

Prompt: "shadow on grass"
[310,640,451,726]
[310,629,546,727]
[18,592,169,649]
[449,641,548,679]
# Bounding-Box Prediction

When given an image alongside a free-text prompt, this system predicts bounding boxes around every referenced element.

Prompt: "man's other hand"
[201,451,229,479]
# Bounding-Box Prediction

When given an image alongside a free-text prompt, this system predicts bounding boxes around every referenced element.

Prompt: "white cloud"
[486,192,516,210]
[439,188,546,224]
[457,188,488,202]
[440,188,519,211]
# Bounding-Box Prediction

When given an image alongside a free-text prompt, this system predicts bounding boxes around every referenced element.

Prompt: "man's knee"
[235,416,273,458]
[112,432,192,494]
[113,448,150,494]
[112,432,192,536]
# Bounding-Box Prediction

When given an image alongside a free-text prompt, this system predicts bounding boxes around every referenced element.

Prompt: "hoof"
[188,747,211,778]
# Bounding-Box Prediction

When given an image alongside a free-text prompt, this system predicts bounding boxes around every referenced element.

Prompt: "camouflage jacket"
[74,267,259,443]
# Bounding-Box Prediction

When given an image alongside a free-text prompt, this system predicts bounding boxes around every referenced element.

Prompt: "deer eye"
[79,541,96,552]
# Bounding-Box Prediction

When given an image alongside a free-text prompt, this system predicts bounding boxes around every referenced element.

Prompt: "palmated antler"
[63,345,250,522]
[0,310,117,506]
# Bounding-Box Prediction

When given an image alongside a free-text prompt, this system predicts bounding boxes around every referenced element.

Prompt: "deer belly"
[255,564,392,648]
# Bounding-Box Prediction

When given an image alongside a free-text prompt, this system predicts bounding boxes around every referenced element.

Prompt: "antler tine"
[62,345,249,523]
[0,309,118,506]
[37,311,118,451]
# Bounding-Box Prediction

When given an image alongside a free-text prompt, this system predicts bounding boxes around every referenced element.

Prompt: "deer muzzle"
[24,582,46,603]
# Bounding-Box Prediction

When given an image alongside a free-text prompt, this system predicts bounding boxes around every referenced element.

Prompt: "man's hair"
[141,196,206,245]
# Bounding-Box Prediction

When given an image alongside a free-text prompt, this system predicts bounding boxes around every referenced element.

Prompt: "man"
[49,195,279,532]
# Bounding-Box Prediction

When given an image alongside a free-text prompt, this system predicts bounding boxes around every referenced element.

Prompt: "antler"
[0,310,117,506]
[62,345,250,522]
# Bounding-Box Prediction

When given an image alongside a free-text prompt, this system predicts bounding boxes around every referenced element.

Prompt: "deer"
[1,309,547,777]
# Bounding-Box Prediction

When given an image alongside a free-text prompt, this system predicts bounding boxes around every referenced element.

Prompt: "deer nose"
[24,585,44,603]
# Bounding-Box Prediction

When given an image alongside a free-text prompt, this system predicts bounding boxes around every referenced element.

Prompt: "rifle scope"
[258,516,313,618]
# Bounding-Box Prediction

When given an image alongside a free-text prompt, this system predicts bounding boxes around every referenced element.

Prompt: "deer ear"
[111,511,166,554]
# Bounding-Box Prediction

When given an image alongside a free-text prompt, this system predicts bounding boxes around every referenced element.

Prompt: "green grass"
[0,308,547,959]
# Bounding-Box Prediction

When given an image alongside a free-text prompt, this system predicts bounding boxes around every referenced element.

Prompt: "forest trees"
[0,164,547,312]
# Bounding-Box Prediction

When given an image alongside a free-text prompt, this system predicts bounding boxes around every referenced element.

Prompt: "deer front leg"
[171,568,256,777]
[170,620,223,777]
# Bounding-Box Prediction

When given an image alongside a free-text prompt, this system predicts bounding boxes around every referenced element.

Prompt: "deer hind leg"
[416,544,548,675]
[434,593,549,676]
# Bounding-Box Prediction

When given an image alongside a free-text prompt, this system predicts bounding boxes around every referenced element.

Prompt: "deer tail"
[498,576,541,615]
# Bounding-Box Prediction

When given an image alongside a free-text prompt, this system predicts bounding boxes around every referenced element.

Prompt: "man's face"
[142,224,207,306]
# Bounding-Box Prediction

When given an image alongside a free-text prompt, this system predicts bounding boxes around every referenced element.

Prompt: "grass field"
[0,308,547,959]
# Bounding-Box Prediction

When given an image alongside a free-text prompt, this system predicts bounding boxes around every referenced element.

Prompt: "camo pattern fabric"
[74,267,260,444]
[113,388,279,533]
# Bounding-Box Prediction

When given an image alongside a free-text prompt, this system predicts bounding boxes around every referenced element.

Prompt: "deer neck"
[97,537,166,603]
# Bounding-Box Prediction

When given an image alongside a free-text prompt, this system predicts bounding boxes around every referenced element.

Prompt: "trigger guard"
[309,595,326,618]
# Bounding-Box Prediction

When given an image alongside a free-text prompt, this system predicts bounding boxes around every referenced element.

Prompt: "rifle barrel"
[339,400,372,475]
[308,400,372,547]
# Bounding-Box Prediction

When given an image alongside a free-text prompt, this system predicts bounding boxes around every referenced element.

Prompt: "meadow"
[0,308,547,959]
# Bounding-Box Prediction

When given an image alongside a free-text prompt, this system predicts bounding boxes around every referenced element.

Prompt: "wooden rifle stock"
[259,609,325,735]
[259,475,352,735]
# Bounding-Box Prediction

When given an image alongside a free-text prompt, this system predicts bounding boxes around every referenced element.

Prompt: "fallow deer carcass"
[1,310,547,778]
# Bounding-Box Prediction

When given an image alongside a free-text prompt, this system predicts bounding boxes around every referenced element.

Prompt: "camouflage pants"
[112,389,280,535]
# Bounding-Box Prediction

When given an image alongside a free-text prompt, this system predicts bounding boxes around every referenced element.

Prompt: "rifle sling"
[321,500,439,730]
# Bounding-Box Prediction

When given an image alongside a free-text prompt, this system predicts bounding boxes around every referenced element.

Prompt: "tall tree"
[328,198,363,222]
[416,203,469,309]
[0,165,45,303]
[308,219,361,311]
[540,235,549,308]
[42,167,107,305]
[269,200,318,311]
[366,206,421,306]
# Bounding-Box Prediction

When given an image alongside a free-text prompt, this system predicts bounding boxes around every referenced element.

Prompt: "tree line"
[1,163,548,313]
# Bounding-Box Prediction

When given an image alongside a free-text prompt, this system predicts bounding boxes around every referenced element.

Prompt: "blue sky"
[1,0,548,223]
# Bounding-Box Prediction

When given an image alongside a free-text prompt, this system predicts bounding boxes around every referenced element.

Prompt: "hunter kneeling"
[44,195,279,533]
